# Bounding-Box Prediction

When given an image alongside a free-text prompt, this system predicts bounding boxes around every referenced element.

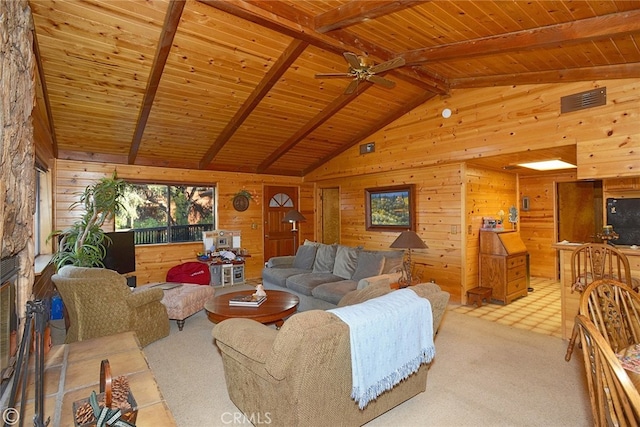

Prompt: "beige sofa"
[213,282,450,426]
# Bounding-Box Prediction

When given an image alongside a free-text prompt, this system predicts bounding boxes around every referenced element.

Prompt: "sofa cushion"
[312,244,338,273]
[351,251,385,282]
[332,245,360,279]
[312,280,358,305]
[286,272,343,296]
[262,267,311,288]
[378,250,405,274]
[292,245,317,270]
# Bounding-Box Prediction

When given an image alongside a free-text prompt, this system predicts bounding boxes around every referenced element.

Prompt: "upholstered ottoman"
[160,284,215,330]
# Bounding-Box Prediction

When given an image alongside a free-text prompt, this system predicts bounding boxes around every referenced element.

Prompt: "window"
[116,183,215,245]
[269,192,294,208]
[34,166,53,256]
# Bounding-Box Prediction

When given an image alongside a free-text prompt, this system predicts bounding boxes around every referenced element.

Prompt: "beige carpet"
[144,296,592,427]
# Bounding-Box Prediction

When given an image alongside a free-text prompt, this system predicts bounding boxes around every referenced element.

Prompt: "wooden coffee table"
[205,290,299,328]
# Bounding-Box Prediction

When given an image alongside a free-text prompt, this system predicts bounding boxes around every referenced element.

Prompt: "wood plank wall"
[464,166,517,301]
[306,79,639,303]
[311,163,464,302]
[576,80,640,179]
[518,172,577,279]
[307,80,638,182]
[54,160,310,284]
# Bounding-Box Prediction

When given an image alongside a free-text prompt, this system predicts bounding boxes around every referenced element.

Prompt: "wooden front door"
[264,186,298,259]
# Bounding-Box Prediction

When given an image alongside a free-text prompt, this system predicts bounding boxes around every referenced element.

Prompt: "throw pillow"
[312,243,338,273]
[378,250,405,274]
[292,244,317,270]
[304,239,319,246]
[332,245,361,279]
[351,251,385,282]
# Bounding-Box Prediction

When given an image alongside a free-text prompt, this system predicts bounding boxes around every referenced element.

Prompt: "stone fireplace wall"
[1,0,36,320]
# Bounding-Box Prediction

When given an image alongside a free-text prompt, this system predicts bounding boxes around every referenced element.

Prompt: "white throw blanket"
[328,289,434,409]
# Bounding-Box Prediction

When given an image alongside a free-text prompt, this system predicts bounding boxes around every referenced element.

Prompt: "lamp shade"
[282,209,306,223]
[390,230,427,249]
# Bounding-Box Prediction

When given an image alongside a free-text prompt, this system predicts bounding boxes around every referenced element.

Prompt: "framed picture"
[365,185,415,231]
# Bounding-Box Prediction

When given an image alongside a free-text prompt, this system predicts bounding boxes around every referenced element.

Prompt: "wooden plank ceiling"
[29,0,640,176]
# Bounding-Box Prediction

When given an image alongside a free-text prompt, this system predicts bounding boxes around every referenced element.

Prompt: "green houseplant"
[50,172,127,269]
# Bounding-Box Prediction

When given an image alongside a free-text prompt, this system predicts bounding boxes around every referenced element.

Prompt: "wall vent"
[561,88,606,114]
[359,142,375,154]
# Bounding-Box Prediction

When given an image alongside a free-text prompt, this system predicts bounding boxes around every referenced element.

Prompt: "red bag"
[166,262,211,285]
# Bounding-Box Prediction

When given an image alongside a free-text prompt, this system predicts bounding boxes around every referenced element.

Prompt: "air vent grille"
[561,88,606,114]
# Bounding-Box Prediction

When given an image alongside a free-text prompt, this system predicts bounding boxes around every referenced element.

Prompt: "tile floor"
[452,276,563,339]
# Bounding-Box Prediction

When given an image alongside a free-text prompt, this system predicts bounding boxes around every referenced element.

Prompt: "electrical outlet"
[451,225,457,234]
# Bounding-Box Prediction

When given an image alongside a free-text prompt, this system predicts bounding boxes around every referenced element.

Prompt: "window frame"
[116,180,216,245]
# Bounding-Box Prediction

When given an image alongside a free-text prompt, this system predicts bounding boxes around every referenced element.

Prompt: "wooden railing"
[133,224,213,245]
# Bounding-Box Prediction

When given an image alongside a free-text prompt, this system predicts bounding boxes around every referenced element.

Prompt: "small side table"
[467,287,492,307]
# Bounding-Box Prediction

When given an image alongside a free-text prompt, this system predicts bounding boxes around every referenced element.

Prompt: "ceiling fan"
[315,52,406,95]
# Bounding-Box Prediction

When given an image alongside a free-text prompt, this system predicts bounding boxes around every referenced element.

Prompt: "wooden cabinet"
[479,230,528,304]
[605,178,640,192]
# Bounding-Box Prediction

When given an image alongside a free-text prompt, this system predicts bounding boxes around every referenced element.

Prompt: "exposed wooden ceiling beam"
[257,83,374,174]
[304,91,437,175]
[200,0,448,94]
[199,39,310,169]
[128,0,185,165]
[314,1,427,34]
[402,10,640,65]
[31,29,58,158]
[450,63,640,88]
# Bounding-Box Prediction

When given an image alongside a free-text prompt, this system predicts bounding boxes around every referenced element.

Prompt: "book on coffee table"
[228,294,266,307]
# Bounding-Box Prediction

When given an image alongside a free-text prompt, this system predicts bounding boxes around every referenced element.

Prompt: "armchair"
[212,282,449,426]
[52,265,170,346]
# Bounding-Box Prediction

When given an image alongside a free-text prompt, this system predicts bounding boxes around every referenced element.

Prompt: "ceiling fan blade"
[344,79,359,95]
[315,73,354,79]
[343,52,362,69]
[367,75,396,89]
[369,57,405,74]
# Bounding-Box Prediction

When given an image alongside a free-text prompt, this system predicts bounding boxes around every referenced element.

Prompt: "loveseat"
[213,282,450,426]
[262,241,404,311]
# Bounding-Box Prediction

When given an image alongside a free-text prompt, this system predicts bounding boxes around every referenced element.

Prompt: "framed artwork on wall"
[365,184,415,231]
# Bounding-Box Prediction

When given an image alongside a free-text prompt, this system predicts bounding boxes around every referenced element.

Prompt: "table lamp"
[390,230,427,288]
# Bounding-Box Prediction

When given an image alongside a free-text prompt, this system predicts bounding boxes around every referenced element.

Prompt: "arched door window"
[269,193,294,208]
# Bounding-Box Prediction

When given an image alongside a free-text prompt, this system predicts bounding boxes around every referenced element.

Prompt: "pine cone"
[75,402,95,424]
[111,376,132,411]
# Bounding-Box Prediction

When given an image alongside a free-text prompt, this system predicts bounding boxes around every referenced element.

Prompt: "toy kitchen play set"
[201,230,247,286]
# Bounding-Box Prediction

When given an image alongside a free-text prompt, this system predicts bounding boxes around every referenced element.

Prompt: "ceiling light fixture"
[517,160,577,171]
[441,108,452,119]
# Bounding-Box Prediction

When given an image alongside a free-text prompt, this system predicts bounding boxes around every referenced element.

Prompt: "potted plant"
[50,172,127,269]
